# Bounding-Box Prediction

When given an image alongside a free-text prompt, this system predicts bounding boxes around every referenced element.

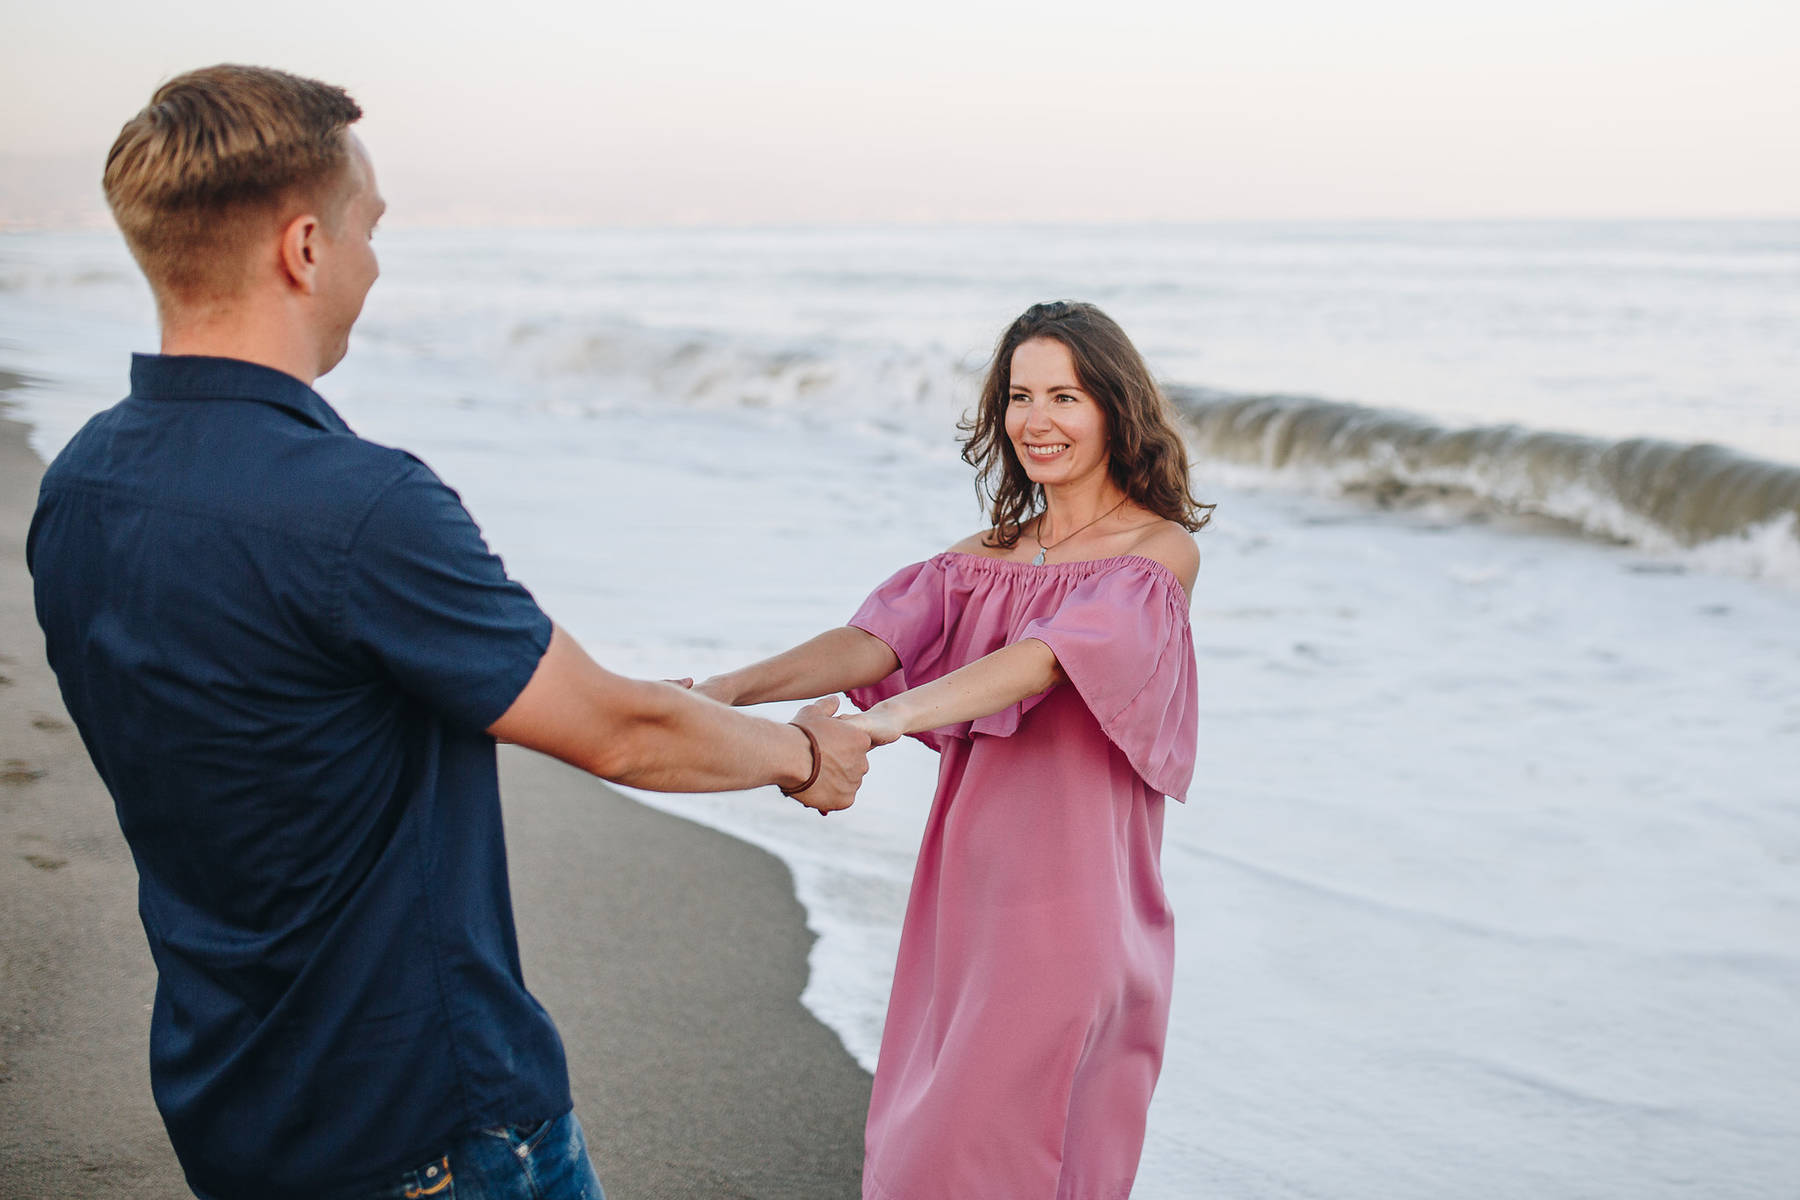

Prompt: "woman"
[691,300,1210,1198]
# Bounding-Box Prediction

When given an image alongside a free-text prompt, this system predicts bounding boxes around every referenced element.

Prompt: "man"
[27,64,872,1200]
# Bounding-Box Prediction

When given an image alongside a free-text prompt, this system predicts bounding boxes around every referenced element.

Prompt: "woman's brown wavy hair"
[961,300,1214,548]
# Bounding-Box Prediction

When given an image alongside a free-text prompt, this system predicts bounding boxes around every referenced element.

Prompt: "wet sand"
[0,379,870,1198]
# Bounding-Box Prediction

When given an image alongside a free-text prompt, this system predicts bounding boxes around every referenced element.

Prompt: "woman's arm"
[693,626,901,706]
[841,638,1064,746]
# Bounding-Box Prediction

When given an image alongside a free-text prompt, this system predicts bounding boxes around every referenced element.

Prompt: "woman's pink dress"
[848,551,1198,1200]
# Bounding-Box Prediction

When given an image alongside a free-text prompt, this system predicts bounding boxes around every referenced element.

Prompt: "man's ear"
[278,213,322,295]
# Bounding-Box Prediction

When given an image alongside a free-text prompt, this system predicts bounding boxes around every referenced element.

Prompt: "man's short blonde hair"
[103,64,363,303]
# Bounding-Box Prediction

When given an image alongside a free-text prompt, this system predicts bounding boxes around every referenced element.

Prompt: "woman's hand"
[664,676,743,705]
[690,676,740,705]
[839,705,906,748]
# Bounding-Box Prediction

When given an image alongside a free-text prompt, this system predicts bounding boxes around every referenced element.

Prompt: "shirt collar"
[129,353,353,434]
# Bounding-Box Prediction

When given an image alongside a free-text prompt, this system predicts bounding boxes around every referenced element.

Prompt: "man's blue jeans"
[371,1110,606,1200]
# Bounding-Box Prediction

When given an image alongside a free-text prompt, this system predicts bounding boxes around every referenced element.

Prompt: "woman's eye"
[1056,393,1078,403]
[1008,394,1030,404]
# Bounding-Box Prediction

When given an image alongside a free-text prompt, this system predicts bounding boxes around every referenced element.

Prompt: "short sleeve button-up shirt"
[28,355,569,1199]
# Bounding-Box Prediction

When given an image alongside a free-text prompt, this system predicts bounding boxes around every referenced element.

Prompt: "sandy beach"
[0,375,871,1198]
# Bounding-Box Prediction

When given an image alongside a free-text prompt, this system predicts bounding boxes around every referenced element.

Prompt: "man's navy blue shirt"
[28,355,570,1199]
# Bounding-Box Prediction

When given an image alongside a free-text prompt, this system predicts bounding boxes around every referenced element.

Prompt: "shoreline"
[0,380,870,1197]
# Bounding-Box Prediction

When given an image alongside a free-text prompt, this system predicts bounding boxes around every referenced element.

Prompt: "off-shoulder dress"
[847,551,1198,1200]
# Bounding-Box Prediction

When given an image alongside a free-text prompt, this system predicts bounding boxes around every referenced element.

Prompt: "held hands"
[666,675,893,813]
[837,704,906,748]
[785,696,872,815]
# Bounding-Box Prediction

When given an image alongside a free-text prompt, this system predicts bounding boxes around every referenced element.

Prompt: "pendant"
[1032,548,1047,566]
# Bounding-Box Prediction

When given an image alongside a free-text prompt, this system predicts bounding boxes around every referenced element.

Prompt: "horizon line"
[6,214,1800,236]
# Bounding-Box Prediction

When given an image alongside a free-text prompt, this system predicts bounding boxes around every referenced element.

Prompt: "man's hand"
[785,696,872,815]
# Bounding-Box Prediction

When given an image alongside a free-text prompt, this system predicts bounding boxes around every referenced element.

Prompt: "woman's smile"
[1005,338,1109,485]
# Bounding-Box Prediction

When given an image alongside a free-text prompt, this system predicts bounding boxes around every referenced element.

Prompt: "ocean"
[4,222,1797,1198]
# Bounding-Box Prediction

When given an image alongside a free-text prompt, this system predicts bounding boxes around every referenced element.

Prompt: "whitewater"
[3,222,1796,1197]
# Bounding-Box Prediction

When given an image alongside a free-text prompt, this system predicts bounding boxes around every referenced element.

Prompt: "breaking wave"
[376,308,1800,585]
[1169,388,1800,584]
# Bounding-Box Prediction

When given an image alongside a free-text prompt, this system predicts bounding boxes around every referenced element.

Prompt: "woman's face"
[1004,337,1110,490]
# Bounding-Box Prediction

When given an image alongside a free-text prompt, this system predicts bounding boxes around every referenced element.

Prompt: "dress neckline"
[935,549,1184,591]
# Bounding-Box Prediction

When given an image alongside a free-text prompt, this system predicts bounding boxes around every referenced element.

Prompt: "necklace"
[1031,497,1128,565]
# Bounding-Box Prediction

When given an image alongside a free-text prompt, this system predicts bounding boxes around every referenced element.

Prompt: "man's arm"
[488,625,872,812]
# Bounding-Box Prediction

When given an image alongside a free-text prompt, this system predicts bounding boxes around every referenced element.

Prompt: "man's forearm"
[591,678,814,792]
[491,625,807,791]
[491,624,869,806]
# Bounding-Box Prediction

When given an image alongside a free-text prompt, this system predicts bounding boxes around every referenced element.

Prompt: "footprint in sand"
[2,760,47,785]
[18,834,67,872]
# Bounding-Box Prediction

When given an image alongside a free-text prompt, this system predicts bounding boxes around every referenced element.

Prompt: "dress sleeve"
[845,557,956,752]
[977,561,1198,800]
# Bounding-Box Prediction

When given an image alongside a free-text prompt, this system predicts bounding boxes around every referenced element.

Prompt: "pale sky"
[3,0,1797,225]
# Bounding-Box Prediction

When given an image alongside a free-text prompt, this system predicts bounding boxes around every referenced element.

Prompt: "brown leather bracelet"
[779,722,822,798]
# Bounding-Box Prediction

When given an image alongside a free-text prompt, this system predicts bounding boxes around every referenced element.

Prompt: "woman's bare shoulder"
[946,528,1006,557]
[1127,519,1200,593]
